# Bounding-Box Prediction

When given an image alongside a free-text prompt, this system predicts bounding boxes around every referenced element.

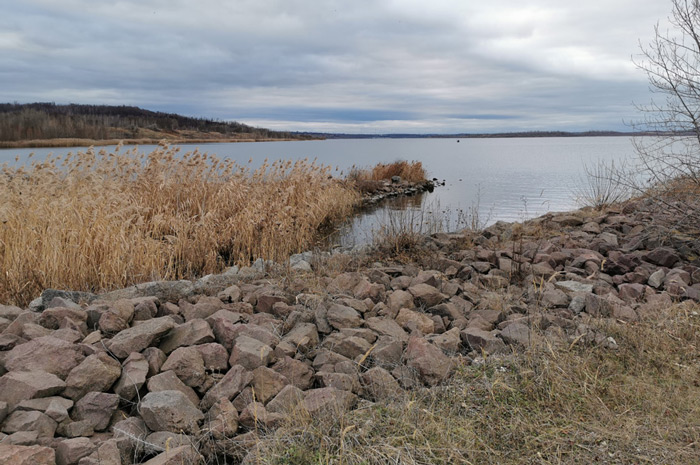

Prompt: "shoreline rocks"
[0,196,698,464]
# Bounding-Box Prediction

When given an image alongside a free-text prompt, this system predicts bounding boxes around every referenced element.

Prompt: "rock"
[77,439,121,465]
[323,334,372,359]
[63,352,122,400]
[552,215,583,226]
[266,385,305,414]
[617,283,647,303]
[271,356,314,390]
[395,308,434,334]
[317,372,357,392]
[106,317,176,359]
[648,269,666,288]
[206,311,243,349]
[140,390,204,434]
[250,366,289,404]
[113,352,149,401]
[98,300,135,334]
[461,327,507,354]
[143,347,167,377]
[72,392,119,431]
[206,398,239,439]
[584,293,611,317]
[159,319,214,354]
[56,420,93,438]
[644,247,680,268]
[147,370,200,406]
[0,304,24,320]
[229,336,275,371]
[99,280,194,303]
[0,370,66,409]
[541,289,570,308]
[218,284,242,303]
[1,410,57,438]
[200,365,253,410]
[239,402,285,429]
[554,280,594,293]
[142,431,191,455]
[0,401,6,423]
[387,290,414,314]
[426,327,461,354]
[361,367,400,401]
[404,335,453,385]
[326,304,362,329]
[141,445,203,465]
[193,343,229,372]
[408,283,445,308]
[0,444,55,465]
[38,307,87,332]
[4,336,86,379]
[279,323,319,354]
[302,387,356,416]
[499,322,531,346]
[160,346,206,389]
[56,437,96,465]
[364,317,409,342]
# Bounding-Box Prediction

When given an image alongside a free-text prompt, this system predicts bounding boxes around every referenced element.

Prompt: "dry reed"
[0,145,359,305]
[348,160,427,183]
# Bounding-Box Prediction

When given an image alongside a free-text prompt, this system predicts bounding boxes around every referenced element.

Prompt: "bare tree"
[629,0,700,227]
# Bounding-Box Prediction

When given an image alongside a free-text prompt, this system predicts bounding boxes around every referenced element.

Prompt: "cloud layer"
[1,1,673,133]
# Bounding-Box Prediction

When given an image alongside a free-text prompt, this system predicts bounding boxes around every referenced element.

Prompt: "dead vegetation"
[0,145,359,306]
[242,302,700,465]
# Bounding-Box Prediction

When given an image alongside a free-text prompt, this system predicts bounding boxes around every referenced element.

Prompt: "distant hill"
[0,103,316,147]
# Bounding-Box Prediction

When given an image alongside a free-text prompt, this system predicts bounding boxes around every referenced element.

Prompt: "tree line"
[0,103,303,141]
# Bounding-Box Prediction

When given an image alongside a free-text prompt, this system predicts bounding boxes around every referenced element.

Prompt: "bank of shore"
[0,192,698,464]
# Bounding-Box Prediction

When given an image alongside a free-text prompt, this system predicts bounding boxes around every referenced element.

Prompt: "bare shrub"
[575,159,631,209]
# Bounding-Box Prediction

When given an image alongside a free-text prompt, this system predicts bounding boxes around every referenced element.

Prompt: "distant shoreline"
[0,136,320,149]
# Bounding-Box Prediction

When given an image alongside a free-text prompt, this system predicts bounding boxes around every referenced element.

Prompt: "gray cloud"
[0,0,674,133]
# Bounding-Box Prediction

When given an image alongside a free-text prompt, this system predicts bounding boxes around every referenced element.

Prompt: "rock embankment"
[0,196,698,464]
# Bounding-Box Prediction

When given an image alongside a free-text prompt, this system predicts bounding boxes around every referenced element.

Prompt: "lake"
[0,136,636,248]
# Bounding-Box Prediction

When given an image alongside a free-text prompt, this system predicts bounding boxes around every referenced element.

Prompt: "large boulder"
[63,352,121,400]
[3,336,86,379]
[140,390,204,435]
[0,370,66,409]
[404,335,453,385]
[106,317,177,359]
[72,392,119,431]
[0,444,55,465]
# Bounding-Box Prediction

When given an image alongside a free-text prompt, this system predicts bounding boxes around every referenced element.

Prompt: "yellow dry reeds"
[348,160,427,183]
[0,145,359,306]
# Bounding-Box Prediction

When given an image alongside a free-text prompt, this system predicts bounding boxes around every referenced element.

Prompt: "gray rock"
[1,410,57,439]
[648,269,666,288]
[499,322,531,346]
[200,365,253,410]
[229,336,274,370]
[55,437,96,465]
[326,304,362,329]
[554,280,594,294]
[159,319,214,354]
[461,327,508,354]
[0,444,56,465]
[160,347,206,389]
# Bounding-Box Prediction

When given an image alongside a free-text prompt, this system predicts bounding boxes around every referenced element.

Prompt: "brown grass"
[0,137,306,149]
[348,160,427,183]
[0,145,359,305]
[243,302,700,464]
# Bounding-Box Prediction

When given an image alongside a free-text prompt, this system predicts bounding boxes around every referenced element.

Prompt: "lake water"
[0,137,636,248]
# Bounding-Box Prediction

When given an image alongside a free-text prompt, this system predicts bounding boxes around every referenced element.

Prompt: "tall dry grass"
[348,160,427,183]
[0,145,359,305]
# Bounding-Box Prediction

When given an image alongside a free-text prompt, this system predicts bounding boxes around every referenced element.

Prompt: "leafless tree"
[629,0,700,227]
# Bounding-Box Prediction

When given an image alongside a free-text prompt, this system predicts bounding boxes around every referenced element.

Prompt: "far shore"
[0,136,321,149]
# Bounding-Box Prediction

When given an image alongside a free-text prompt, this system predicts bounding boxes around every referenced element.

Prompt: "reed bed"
[349,160,427,183]
[0,145,359,306]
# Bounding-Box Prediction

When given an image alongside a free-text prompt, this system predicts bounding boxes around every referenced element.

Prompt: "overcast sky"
[0,0,674,134]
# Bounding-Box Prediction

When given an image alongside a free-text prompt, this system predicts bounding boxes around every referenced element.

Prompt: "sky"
[0,0,675,134]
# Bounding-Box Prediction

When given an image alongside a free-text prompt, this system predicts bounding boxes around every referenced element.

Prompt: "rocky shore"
[0,194,698,465]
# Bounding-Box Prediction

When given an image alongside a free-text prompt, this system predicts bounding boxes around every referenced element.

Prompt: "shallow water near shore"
[1,136,636,247]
